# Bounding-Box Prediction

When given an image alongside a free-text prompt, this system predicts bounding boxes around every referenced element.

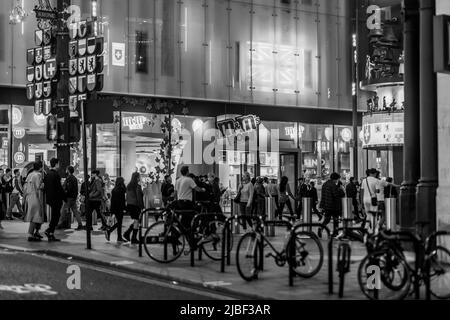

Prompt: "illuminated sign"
[284,125,305,140]
[33,114,47,127]
[13,128,26,139]
[362,112,404,148]
[216,115,260,137]
[12,107,22,125]
[122,115,148,130]
[341,128,352,142]
[14,152,25,164]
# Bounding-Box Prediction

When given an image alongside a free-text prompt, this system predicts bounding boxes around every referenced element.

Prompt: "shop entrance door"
[279,153,298,213]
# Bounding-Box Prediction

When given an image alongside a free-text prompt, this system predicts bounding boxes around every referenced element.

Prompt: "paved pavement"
[0,217,370,300]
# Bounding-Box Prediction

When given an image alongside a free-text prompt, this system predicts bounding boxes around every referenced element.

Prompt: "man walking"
[295,178,308,219]
[2,168,13,220]
[318,173,345,238]
[44,158,66,242]
[86,170,108,231]
[59,166,84,231]
[345,177,360,221]
[6,169,24,219]
[307,180,322,220]
[174,166,205,228]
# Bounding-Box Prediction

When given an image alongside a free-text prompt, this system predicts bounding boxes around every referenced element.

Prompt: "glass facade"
[1,0,357,110]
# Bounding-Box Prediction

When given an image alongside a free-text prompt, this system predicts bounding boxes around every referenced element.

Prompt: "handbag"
[366,179,378,206]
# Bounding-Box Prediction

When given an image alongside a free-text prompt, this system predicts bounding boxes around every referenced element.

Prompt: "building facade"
[0,0,372,199]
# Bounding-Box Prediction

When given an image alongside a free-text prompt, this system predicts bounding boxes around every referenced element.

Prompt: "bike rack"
[220,214,264,273]
[190,212,226,267]
[336,241,351,298]
[138,208,166,258]
[425,230,450,300]
[290,223,333,293]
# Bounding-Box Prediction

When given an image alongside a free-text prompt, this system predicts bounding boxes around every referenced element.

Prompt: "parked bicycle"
[142,205,228,263]
[357,221,450,300]
[235,218,324,281]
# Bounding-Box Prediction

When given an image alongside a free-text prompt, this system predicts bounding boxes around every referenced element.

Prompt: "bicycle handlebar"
[379,229,421,244]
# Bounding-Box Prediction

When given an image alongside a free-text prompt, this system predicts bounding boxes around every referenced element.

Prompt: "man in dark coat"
[307,181,322,220]
[319,172,345,238]
[345,177,360,221]
[295,178,309,219]
[44,158,66,241]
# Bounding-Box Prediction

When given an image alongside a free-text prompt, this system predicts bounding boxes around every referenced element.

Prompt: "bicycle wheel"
[429,246,450,299]
[379,248,409,292]
[201,219,232,261]
[236,232,260,281]
[289,231,323,278]
[143,221,187,264]
[357,250,411,300]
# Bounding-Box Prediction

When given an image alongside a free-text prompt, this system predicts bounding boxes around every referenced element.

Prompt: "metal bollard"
[6,193,10,211]
[341,197,353,226]
[302,197,312,232]
[92,210,97,226]
[264,197,275,237]
[143,210,149,228]
[385,198,397,231]
[231,200,240,234]
[46,205,52,224]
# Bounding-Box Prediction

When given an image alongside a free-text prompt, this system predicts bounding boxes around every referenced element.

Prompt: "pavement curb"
[0,244,274,300]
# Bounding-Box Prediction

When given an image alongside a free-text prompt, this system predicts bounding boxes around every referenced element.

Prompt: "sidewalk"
[0,218,369,300]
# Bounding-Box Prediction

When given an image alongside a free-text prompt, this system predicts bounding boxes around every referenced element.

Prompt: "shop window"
[11,106,53,169]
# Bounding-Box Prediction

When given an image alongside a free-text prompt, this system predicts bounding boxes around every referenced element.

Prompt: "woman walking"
[277,176,295,221]
[237,172,254,231]
[106,177,127,242]
[24,162,45,242]
[253,177,266,217]
[123,172,144,244]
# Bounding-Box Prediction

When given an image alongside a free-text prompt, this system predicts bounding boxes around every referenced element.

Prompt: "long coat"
[24,171,44,224]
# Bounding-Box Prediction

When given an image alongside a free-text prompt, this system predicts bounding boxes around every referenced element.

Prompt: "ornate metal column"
[416,0,437,236]
[399,0,420,232]
[55,0,71,173]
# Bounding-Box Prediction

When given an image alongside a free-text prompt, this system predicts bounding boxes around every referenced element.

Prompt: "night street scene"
[0,0,450,310]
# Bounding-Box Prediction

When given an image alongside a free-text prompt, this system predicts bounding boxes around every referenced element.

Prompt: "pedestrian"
[318,172,345,238]
[236,172,254,231]
[174,166,206,228]
[43,158,66,242]
[295,178,308,218]
[59,166,84,231]
[161,174,174,207]
[106,177,127,242]
[24,162,45,242]
[360,168,379,222]
[307,180,322,220]
[207,174,223,214]
[345,177,361,221]
[123,172,145,244]
[0,168,5,222]
[253,177,266,217]
[267,178,279,212]
[384,177,398,199]
[2,168,14,220]
[6,169,24,220]
[86,170,108,231]
[375,170,389,223]
[79,175,89,218]
[277,176,295,221]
